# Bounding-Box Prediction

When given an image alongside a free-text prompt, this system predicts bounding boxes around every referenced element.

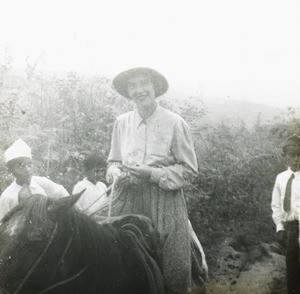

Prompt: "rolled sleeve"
[35,177,69,198]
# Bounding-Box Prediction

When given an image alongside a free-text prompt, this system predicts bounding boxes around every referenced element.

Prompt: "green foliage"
[270,107,300,139]
[187,111,299,261]
[0,58,132,192]
[1,56,300,270]
[29,73,131,191]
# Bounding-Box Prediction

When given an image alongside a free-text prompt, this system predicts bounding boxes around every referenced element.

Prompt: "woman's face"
[127,73,156,107]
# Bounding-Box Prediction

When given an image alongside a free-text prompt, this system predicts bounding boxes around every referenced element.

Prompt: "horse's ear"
[46,189,86,220]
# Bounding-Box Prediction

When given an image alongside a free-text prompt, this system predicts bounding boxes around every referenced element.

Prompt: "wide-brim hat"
[112,67,169,99]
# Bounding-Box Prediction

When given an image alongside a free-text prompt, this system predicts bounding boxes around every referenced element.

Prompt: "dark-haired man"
[72,153,107,215]
[271,134,300,294]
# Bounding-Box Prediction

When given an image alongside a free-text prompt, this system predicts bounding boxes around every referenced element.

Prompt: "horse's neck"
[67,212,121,262]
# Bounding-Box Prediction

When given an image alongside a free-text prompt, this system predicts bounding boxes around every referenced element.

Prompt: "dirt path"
[205,237,287,294]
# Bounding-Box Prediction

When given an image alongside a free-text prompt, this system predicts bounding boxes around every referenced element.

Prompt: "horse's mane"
[68,207,124,261]
[1,194,48,224]
[2,194,124,265]
[3,194,155,259]
[1,194,165,293]
[28,195,123,256]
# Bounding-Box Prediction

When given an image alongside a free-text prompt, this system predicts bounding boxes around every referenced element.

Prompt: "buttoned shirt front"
[0,176,69,221]
[72,178,107,215]
[271,168,300,231]
[107,105,198,190]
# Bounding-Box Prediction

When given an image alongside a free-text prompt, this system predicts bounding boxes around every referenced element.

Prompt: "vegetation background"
[1,56,300,280]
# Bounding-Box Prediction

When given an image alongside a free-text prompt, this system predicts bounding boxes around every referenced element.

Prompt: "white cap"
[4,139,32,163]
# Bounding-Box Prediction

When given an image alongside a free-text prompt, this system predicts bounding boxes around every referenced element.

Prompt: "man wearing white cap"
[0,139,69,221]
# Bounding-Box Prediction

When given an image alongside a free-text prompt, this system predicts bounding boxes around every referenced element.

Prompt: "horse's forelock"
[1,195,50,227]
[19,194,48,223]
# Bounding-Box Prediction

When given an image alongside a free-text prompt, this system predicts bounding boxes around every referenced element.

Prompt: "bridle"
[36,265,89,294]
[14,221,88,294]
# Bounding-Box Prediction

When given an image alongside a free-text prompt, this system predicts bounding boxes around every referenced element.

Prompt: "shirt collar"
[13,178,33,189]
[133,105,160,129]
[287,167,300,176]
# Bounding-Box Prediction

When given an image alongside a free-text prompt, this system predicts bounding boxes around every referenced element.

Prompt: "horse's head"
[0,191,84,293]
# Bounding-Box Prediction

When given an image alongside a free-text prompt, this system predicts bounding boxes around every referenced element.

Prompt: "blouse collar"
[133,105,160,129]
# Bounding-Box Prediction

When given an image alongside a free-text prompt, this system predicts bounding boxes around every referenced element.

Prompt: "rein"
[14,220,89,294]
[14,222,59,294]
[87,178,118,223]
[47,235,73,283]
[82,184,112,214]
[36,265,89,294]
[14,178,118,293]
[107,179,117,223]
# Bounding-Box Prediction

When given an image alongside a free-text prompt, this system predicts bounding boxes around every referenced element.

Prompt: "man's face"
[283,146,300,172]
[127,74,156,106]
[8,157,32,186]
[86,166,106,184]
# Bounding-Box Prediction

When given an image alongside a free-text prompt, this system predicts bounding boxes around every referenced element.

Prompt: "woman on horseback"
[100,67,207,294]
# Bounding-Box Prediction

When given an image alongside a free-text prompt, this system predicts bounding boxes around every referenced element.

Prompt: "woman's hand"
[106,164,141,188]
[123,164,152,181]
[106,165,122,183]
[115,172,130,187]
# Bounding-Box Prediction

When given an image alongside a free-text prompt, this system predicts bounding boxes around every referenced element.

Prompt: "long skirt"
[95,182,206,293]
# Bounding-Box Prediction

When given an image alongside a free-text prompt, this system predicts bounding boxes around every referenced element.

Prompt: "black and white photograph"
[0,0,299,293]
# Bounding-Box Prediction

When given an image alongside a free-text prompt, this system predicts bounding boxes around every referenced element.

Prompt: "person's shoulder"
[1,181,16,198]
[159,106,186,123]
[33,176,61,186]
[159,107,190,131]
[96,181,107,189]
[116,111,134,122]
[275,169,290,180]
[73,179,88,189]
[32,175,51,183]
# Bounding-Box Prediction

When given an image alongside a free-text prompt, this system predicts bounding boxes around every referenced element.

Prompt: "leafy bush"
[1,56,300,271]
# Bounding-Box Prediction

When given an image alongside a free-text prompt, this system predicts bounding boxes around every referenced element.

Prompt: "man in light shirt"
[271,134,300,294]
[72,153,107,216]
[0,139,69,221]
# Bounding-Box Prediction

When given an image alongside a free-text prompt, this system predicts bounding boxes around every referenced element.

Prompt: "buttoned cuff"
[276,222,285,232]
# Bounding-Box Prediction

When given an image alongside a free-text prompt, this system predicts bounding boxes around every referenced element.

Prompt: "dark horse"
[0,192,165,294]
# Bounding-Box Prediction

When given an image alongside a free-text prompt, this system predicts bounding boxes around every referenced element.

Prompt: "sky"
[0,0,299,108]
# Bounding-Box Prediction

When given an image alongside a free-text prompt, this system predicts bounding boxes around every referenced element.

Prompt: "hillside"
[200,97,282,128]
[5,69,289,131]
[1,68,299,293]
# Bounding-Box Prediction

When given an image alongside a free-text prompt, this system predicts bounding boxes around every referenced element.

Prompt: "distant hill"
[5,69,288,129]
[164,90,285,128]
[200,97,282,128]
